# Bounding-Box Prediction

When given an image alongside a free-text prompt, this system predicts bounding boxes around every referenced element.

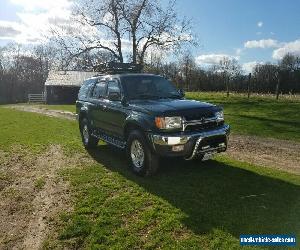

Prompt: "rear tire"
[80,118,99,149]
[126,130,159,176]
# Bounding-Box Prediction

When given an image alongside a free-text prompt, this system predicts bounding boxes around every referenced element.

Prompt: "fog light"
[172,145,184,152]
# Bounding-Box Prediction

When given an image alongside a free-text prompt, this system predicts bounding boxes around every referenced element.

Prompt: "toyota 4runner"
[76,70,230,176]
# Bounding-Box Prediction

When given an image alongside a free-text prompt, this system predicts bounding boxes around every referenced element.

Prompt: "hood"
[129,98,220,118]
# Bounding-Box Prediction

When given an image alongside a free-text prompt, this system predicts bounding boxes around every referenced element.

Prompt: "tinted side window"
[92,81,106,99]
[107,80,120,96]
[78,79,94,99]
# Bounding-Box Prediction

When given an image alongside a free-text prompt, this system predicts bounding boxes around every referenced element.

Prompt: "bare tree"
[253,63,278,94]
[280,53,300,72]
[119,0,194,64]
[51,0,195,68]
[217,57,241,97]
[180,51,196,91]
[50,0,125,68]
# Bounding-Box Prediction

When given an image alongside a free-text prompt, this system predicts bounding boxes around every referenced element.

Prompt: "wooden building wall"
[45,85,80,104]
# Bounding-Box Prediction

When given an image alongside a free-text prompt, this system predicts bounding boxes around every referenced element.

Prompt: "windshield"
[122,75,181,100]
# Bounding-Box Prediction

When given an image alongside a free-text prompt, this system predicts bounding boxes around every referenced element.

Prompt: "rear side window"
[92,81,106,99]
[78,79,95,99]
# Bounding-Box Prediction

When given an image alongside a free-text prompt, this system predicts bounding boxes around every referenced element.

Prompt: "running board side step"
[93,131,126,149]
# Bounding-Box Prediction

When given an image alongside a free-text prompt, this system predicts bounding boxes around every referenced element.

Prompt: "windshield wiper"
[132,94,181,100]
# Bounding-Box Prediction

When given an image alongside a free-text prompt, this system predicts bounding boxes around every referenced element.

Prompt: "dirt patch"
[5,105,76,120]
[227,134,300,175]
[21,145,72,249]
[4,104,300,175]
[0,145,92,250]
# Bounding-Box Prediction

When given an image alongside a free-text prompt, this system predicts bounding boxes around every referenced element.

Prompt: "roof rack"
[94,62,143,74]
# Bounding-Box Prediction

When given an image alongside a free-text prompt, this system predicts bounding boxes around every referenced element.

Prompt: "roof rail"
[93,62,143,74]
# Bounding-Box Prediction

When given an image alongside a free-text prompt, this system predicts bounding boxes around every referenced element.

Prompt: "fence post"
[247,73,251,99]
[275,71,280,100]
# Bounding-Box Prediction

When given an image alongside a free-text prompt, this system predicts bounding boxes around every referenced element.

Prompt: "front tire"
[126,130,159,176]
[80,118,99,149]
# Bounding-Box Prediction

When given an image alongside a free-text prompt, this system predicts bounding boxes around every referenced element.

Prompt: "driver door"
[102,80,127,139]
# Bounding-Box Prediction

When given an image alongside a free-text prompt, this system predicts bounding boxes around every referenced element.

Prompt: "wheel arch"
[124,121,145,140]
[78,110,88,129]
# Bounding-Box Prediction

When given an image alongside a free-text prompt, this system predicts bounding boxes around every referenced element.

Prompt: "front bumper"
[148,124,230,160]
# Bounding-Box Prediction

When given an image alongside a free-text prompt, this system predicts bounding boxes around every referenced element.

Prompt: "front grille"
[184,111,215,121]
[184,121,219,131]
[183,120,223,132]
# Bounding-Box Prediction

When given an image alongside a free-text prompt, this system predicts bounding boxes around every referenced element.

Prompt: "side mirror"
[178,88,185,97]
[108,91,121,101]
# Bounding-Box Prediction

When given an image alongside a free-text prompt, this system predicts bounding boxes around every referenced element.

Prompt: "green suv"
[76,72,230,176]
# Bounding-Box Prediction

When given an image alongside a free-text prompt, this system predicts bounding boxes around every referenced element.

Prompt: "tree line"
[0,45,55,104]
[145,52,300,97]
[1,0,300,104]
[1,43,300,104]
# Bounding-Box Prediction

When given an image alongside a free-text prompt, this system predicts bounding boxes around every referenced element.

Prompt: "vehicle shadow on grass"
[87,145,300,239]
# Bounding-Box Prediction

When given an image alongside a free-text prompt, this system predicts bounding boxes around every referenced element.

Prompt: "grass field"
[39,92,300,142]
[0,107,299,249]
[0,107,80,153]
[187,92,300,141]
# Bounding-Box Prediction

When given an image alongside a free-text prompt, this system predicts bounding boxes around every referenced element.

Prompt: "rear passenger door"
[89,80,108,133]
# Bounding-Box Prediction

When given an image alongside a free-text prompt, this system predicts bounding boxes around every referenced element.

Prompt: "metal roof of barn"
[45,71,97,87]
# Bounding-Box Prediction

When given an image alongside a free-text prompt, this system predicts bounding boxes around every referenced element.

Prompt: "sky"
[0,0,300,73]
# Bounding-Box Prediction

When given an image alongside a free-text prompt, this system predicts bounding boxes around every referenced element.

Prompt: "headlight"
[215,111,224,122]
[155,116,182,129]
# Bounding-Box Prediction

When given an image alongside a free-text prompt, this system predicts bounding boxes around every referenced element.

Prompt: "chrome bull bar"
[184,135,228,160]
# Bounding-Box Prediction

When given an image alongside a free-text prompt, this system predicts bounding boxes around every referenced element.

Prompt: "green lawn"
[33,92,300,142]
[0,107,80,153]
[0,107,299,249]
[186,92,300,142]
[54,152,300,250]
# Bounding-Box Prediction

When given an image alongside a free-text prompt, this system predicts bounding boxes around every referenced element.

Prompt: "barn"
[45,71,96,104]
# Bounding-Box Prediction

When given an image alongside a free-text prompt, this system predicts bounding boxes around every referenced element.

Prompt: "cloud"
[244,39,279,49]
[0,0,74,44]
[235,48,243,56]
[0,26,20,38]
[257,21,263,28]
[10,0,72,12]
[0,21,22,39]
[272,39,300,59]
[242,61,263,73]
[195,54,238,66]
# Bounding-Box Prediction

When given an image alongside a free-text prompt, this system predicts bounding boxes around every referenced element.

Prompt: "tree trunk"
[226,75,229,97]
[132,32,137,64]
[247,73,251,99]
[275,76,280,100]
[117,37,123,63]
